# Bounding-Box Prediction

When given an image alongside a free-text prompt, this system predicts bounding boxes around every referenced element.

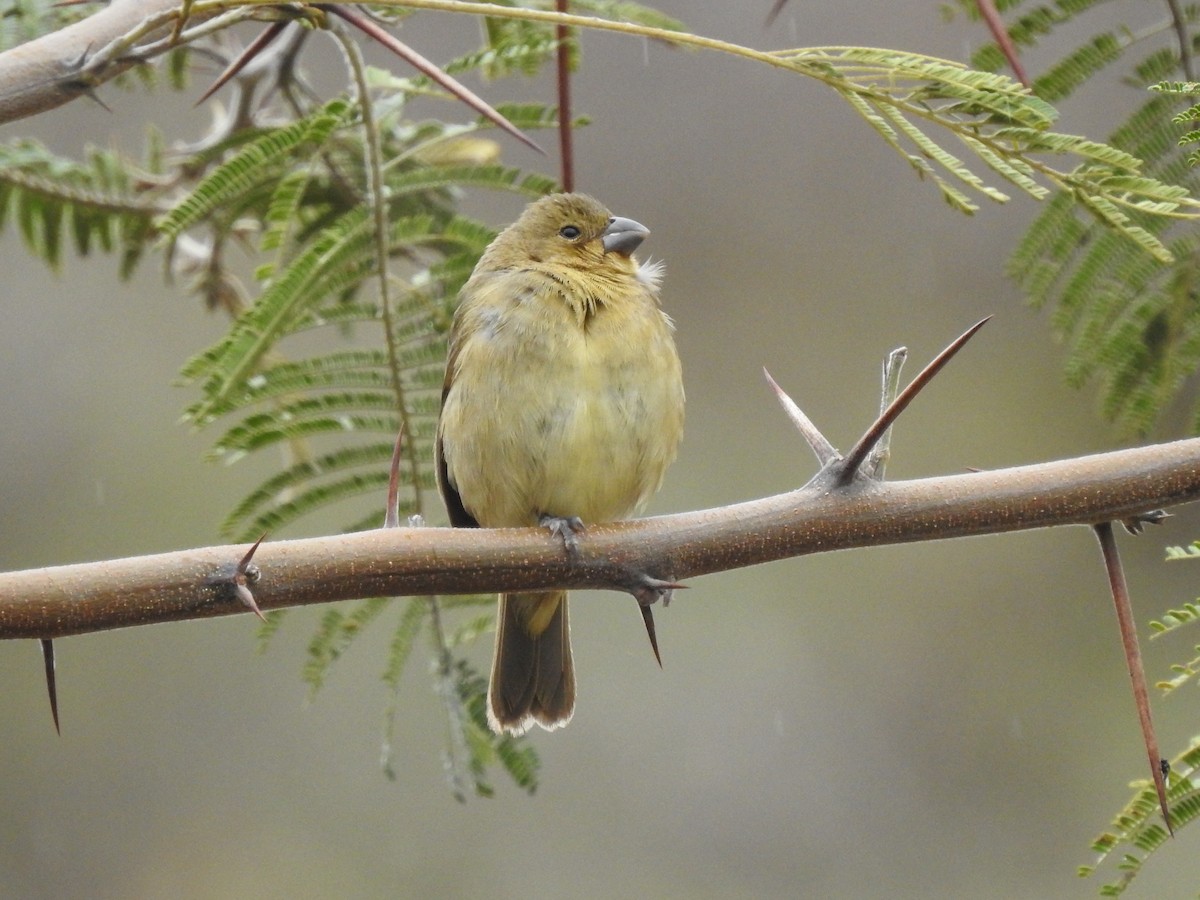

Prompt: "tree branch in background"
[556,0,574,191]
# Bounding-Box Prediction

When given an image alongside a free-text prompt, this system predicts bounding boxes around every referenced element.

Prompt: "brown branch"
[0,0,183,123]
[555,0,574,192]
[1166,0,1196,83]
[0,0,541,151]
[3,437,1200,639]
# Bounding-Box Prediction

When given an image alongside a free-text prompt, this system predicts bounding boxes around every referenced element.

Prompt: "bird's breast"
[440,280,683,528]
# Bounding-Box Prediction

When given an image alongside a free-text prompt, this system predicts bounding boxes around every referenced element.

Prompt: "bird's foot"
[538,513,586,556]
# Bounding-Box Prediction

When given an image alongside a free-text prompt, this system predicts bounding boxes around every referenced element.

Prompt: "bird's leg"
[538,513,586,556]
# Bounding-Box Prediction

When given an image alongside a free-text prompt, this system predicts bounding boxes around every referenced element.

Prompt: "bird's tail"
[487,591,575,735]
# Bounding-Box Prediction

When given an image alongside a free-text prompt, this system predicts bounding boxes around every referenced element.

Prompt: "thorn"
[61,44,112,112]
[41,639,60,735]
[975,0,1031,88]
[616,572,682,666]
[384,421,408,528]
[214,533,268,621]
[323,5,545,155]
[194,20,289,107]
[639,603,662,668]
[1122,509,1171,535]
[1094,522,1173,835]
[763,367,839,466]
[837,316,991,487]
[79,87,112,112]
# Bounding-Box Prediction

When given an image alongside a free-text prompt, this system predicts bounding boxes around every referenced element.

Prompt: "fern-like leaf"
[0,140,161,274]
[157,99,352,239]
[1083,737,1200,894]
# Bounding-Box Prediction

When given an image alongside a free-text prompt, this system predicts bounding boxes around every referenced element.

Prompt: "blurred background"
[5,2,1200,897]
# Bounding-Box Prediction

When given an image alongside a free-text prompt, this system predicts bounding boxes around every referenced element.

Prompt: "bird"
[436,192,684,735]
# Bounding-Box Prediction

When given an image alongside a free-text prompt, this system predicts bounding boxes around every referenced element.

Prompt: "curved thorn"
[325,6,544,154]
[837,316,991,487]
[237,533,266,575]
[639,603,662,668]
[235,583,268,623]
[195,20,289,107]
[763,367,838,466]
[41,639,60,735]
[235,534,268,621]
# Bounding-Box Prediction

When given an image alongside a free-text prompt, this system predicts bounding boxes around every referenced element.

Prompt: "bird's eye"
[559,225,582,240]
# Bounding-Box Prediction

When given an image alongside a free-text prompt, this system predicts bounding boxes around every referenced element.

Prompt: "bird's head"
[491,193,650,276]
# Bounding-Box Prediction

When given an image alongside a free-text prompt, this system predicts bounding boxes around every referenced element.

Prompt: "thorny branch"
[4,313,1200,641]
[3,436,1198,637]
[2,315,1194,842]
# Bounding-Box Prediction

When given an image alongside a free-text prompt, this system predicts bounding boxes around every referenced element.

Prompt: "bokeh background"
[5,2,1200,897]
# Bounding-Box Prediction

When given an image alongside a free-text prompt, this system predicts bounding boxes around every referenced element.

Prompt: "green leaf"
[158,98,352,238]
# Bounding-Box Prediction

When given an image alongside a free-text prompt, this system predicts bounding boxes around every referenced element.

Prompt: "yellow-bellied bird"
[436,193,685,735]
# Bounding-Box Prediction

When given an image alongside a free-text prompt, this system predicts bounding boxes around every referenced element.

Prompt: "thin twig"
[1166,0,1195,83]
[556,0,574,191]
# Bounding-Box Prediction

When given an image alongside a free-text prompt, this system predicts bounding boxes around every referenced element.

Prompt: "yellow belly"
[440,280,683,529]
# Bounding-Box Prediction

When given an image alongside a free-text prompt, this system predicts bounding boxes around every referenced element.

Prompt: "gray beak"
[600,216,649,256]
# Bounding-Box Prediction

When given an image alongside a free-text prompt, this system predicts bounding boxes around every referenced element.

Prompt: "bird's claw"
[539,513,586,556]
